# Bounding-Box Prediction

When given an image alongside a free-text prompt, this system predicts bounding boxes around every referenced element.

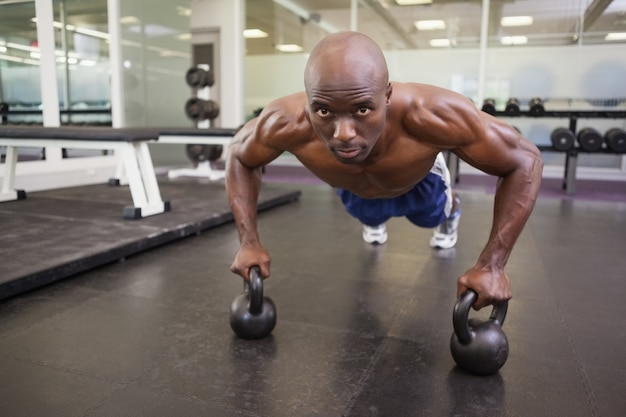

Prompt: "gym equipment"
[504,98,520,116]
[185,67,215,88]
[0,102,7,125]
[450,290,509,376]
[550,127,575,151]
[185,98,220,122]
[230,266,277,340]
[185,144,223,166]
[0,126,170,219]
[576,127,603,152]
[529,97,545,117]
[481,98,496,115]
[604,128,626,153]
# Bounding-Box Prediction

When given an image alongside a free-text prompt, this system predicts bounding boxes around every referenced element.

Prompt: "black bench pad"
[158,127,238,137]
[0,126,160,142]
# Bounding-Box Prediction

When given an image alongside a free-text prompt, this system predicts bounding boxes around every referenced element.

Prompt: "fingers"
[457,266,511,310]
[472,295,492,311]
[230,251,271,282]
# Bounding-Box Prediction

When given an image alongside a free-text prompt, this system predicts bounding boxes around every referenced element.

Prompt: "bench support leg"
[0,146,26,202]
[119,142,170,219]
[110,153,128,186]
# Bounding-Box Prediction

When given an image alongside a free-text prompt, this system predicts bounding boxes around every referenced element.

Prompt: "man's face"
[306,71,391,164]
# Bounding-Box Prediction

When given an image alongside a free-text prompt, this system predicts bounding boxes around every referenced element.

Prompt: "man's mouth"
[334,147,361,159]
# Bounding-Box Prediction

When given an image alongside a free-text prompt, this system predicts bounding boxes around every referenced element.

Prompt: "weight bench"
[158,127,238,181]
[0,125,170,219]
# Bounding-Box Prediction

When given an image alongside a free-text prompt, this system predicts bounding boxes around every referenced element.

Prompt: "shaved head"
[304,31,389,95]
[302,32,393,165]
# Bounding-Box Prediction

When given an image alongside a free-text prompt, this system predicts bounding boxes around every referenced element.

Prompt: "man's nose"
[333,118,356,142]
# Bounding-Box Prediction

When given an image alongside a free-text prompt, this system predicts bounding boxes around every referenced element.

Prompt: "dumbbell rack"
[491,109,626,195]
[167,64,226,181]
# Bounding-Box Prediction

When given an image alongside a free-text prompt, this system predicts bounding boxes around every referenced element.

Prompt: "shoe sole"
[430,235,457,249]
[363,234,388,245]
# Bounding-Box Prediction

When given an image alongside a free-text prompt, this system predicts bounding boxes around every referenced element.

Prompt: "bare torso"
[293,136,439,198]
[262,82,465,198]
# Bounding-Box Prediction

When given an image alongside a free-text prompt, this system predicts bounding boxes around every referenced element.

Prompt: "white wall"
[245,42,626,179]
[245,43,626,111]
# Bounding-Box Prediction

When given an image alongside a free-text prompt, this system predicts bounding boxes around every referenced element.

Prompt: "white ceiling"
[246,0,626,54]
[0,0,625,58]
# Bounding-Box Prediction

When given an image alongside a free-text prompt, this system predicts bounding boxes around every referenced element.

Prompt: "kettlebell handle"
[244,266,264,316]
[453,289,508,345]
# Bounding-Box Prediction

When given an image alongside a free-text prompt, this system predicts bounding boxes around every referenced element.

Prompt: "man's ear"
[386,82,393,105]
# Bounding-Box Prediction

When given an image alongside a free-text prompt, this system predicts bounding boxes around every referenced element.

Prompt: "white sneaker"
[430,200,461,249]
[362,224,388,245]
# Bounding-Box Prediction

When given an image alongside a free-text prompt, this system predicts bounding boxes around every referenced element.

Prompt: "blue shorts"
[338,154,452,228]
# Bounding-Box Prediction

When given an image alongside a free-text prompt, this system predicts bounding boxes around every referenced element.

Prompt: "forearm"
[478,151,543,268]
[225,144,264,246]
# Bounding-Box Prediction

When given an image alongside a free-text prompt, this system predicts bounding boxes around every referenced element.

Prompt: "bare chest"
[296,142,440,198]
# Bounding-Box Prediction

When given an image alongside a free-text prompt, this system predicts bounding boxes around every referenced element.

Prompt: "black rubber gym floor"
[0,176,624,416]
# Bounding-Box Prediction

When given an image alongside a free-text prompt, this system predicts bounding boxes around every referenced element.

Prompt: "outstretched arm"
[457,130,542,309]
[225,117,283,281]
[440,98,543,309]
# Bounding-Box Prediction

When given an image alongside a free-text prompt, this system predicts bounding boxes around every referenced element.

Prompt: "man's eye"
[357,107,371,115]
[316,108,330,117]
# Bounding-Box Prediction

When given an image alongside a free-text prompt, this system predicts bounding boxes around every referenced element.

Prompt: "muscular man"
[226,31,542,310]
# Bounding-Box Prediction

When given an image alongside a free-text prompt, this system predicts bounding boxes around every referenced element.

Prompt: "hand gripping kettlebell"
[230,266,277,340]
[450,290,509,375]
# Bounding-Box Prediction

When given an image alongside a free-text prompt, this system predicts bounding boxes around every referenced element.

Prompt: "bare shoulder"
[392,82,540,176]
[253,92,312,151]
[395,82,479,123]
[392,82,491,148]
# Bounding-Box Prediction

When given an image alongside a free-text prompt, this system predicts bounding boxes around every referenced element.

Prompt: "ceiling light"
[6,42,37,52]
[501,36,528,45]
[127,24,177,38]
[244,29,269,39]
[415,20,446,30]
[176,6,191,16]
[275,44,303,52]
[501,16,534,27]
[0,54,27,64]
[396,0,433,5]
[429,38,451,47]
[120,16,140,25]
[605,32,626,41]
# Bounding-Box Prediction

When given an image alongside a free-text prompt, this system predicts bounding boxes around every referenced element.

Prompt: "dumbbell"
[481,98,496,115]
[528,97,545,117]
[504,98,520,116]
[0,102,8,125]
[184,98,220,122]
[577,127,603,152]
[185,67,215,88]
[185,144,223,165]
[550,127,575,151]
[604,128,626,153]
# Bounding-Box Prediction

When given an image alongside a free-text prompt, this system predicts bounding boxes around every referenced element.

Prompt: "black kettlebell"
[230,266,276,340]
[450,290,509,376]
